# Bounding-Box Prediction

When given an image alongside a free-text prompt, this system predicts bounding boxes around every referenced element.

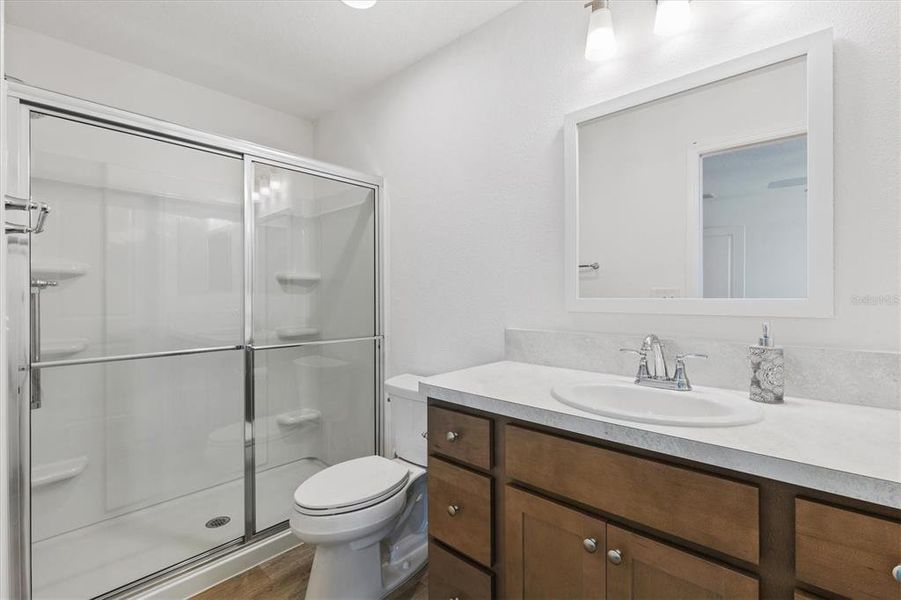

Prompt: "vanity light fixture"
[654,0,691,36]
[341,0,377,8]
[585,0,618,61]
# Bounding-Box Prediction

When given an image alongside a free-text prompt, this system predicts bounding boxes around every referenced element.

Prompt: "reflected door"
[29,113,246,598]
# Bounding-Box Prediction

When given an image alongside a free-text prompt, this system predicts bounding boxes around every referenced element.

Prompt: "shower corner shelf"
[275,271,321,287]
[31,261,89,282]
[32,456,89,488]
[275,408,322,427]
[275,326,320,341]
[41,338,89,359]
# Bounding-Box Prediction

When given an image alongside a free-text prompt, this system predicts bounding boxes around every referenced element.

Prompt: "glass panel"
[253,163,375,345]
[30,114,244,359]
[253,340,376,531]
[701,134,808,298]
[30,351,244,599]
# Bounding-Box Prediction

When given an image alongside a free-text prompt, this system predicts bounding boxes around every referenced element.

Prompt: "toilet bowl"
[290,374,427,600]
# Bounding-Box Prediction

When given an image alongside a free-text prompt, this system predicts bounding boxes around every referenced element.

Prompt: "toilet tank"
[386,374,426,467]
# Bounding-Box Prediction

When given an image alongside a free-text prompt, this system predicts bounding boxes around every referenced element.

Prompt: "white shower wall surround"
[505,329,901,411]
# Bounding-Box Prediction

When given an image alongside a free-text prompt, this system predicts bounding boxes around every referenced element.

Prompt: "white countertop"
[420,361,901,508]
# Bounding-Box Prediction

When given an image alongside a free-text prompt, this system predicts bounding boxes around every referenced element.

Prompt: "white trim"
[564,28,834,318]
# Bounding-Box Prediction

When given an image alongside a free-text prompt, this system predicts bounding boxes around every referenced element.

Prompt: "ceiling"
[5,0,521,120]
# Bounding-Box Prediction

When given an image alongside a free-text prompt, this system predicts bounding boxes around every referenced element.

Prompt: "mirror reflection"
[578,57,808,300]
[701,135,807,298]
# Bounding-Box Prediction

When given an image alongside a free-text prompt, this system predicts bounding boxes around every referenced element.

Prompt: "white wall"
[5,25,314,156]
[315,0,901,378]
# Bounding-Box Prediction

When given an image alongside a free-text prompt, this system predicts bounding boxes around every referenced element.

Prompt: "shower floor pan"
[32,458,326,599]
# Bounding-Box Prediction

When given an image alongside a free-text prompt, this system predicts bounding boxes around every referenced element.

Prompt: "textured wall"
[315,1,901,377]
[6,25,315,156]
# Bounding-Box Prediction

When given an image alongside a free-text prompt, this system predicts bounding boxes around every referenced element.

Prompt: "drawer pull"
[447,504,461,516]
[446,431,460,442]
[607,548,623,565]
[582,537,598,553]
[893,565,901,583]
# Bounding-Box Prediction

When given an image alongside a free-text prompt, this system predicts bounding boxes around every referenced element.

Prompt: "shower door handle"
[30,279,57,410]
[5,195,51,235]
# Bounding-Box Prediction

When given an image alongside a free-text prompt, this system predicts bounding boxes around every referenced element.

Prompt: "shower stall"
[3,83,383,599]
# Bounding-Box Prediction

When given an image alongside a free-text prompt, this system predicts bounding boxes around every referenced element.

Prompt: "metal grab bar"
[579,262,600,271]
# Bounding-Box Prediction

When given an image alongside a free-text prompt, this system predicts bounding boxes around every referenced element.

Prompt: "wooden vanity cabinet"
[428,541,494,600]
[795,498,901,600]
[505,486,607,599]
[605,525,758,600]
[426,401,901,600]
[503,486,757,600]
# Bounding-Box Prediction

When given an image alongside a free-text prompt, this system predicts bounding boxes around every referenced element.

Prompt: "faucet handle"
[620,348,650,382]
[672,353,707,391]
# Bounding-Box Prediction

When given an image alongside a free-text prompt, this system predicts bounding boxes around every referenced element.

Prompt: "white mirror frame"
[564,29,833,317]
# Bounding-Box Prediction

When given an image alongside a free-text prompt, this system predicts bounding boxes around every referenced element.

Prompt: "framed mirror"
[564,30,833,317]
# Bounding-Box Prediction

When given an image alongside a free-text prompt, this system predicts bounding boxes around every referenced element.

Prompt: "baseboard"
[135,531,301,599]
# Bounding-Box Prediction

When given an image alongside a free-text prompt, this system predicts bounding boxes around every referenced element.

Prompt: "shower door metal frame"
[2,81,385,599]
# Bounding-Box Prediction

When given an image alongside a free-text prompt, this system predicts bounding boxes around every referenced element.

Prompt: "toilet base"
[305,541,383,600]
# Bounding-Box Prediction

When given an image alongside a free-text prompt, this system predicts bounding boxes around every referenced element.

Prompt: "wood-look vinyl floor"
[193,544,428,600]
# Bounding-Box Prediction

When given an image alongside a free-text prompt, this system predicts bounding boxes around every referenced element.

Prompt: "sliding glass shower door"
[29,114,246,598]
[13,99,382,599]
[250,162,377,531]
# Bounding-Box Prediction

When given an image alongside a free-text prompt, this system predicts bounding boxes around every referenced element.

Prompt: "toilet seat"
[294,455,410,516]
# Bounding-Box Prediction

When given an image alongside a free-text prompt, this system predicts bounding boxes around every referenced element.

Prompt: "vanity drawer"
[796,498,901,599]
[504,425,759,564]
[428,405,492,470]
[428,541,494,600]
[428,456,493,567]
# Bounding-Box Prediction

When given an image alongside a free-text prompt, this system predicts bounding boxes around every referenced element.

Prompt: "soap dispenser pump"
[749,322,784,404]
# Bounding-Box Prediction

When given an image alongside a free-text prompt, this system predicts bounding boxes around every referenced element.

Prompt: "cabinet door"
[505,486,606,600]
[606,525,758,600]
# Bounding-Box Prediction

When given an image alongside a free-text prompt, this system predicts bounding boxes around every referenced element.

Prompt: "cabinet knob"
[447,504,461,516]
[446,431,460,442]
[607,549,623,565]
[582,538,598,553]
[893,564,901,583]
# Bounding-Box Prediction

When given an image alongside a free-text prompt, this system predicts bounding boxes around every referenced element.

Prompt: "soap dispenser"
[749,322,784,404]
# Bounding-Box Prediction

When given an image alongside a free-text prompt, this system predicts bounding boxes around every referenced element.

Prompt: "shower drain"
[205,516,231,529]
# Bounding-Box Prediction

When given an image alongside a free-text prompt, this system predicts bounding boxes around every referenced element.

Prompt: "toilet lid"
[293,456,409,513]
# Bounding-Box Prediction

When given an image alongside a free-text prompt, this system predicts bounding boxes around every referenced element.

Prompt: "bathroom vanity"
[423,361,901,600]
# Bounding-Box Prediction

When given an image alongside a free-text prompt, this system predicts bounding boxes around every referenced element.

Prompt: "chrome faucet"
[620,334,707,391]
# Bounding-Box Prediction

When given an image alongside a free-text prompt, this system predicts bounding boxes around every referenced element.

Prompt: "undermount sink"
[551,381,764,427]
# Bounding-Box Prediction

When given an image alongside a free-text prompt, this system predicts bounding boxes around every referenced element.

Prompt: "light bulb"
[654,0,691,36]
[271,180,282,191]
[585,4,617,61]
[341,0,377,9]
[260,186,271,196]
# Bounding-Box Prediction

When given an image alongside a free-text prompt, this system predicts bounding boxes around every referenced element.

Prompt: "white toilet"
[290,374,428,599]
